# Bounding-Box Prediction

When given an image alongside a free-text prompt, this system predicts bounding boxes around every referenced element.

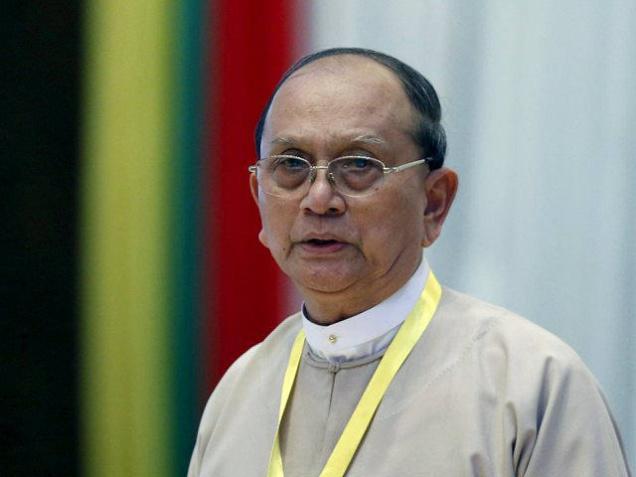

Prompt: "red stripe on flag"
[202,0,300,389]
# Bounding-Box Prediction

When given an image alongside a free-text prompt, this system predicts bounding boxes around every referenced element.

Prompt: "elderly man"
[189,48,630,476]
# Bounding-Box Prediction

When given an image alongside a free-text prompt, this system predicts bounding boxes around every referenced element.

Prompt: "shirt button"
[328,334,338,344]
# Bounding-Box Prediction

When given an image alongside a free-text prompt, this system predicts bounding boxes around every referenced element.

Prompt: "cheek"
[257,200,295,253]
[356,192,425,254]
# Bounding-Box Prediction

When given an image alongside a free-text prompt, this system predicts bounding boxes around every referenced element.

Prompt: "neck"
[302,298,371,325]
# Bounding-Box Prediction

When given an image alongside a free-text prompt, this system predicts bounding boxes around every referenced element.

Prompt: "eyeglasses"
[248,155,432,199]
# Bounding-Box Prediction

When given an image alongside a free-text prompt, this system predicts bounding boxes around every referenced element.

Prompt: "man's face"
[252,56,445,320]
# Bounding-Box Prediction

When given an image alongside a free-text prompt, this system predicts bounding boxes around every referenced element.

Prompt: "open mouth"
[306,239,340,247]
[300,238,347,253]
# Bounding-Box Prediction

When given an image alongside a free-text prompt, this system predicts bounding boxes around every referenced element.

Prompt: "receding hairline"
[268,54,411,111]
[283,52,403,82]
[261,54,420,150]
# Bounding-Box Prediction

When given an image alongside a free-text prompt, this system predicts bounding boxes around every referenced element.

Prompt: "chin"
[290,268,359,295]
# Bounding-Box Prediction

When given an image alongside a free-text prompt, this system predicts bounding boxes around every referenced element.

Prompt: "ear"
[249,173,270,248]
[421,167,458,247]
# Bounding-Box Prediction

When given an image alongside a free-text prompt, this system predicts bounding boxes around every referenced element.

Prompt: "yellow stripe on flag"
[80,1,174,476]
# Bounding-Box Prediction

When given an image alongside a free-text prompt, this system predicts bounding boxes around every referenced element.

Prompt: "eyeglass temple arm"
[385,158,431,173]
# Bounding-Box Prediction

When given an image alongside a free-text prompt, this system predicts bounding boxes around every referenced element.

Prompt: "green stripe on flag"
[172,0,206,473]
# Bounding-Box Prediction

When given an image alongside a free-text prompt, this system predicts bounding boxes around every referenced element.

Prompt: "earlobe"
[258,228,269,248]
[250,174,270,248]
[249,173,260,205]
[421,168,458,247]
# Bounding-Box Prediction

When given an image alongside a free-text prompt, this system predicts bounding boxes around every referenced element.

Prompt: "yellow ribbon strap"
[268,272,442,477]
[267,330,306,477]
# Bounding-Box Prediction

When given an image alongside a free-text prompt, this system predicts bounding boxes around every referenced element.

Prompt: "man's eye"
[342,157,372,169]
[277,157,306,170]
[353,158,371,169]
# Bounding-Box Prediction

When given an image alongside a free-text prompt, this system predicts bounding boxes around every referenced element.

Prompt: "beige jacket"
[189,288,631,476]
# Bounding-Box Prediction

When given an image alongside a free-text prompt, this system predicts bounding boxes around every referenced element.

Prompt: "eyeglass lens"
[259,156,385,197]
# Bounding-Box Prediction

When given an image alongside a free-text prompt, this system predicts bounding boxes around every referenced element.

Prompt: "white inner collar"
[302,257,430,364]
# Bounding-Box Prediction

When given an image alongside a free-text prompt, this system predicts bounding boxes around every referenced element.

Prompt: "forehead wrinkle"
[270,136,296,147]
[352,134,387,146]
[269,132,391,154]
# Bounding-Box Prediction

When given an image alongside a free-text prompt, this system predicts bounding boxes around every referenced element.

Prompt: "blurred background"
[2,0,634,475]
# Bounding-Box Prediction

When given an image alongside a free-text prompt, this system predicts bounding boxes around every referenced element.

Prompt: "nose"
[299,167,346,215]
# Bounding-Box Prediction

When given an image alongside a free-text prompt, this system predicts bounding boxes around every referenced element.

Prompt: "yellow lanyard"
[267,272,442,477]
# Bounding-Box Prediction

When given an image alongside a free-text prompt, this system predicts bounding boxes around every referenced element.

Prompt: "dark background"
[2,1,80,475]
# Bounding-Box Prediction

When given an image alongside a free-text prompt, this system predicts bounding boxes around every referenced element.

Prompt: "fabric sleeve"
[517,353,631,477]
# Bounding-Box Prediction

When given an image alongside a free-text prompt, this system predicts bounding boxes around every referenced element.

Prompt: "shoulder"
[429,289,630,474]
[429,287,606,410]
[438,289,626,439]
[195,313,302,436]
[188,314,303,475]
[437,287,586,366]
